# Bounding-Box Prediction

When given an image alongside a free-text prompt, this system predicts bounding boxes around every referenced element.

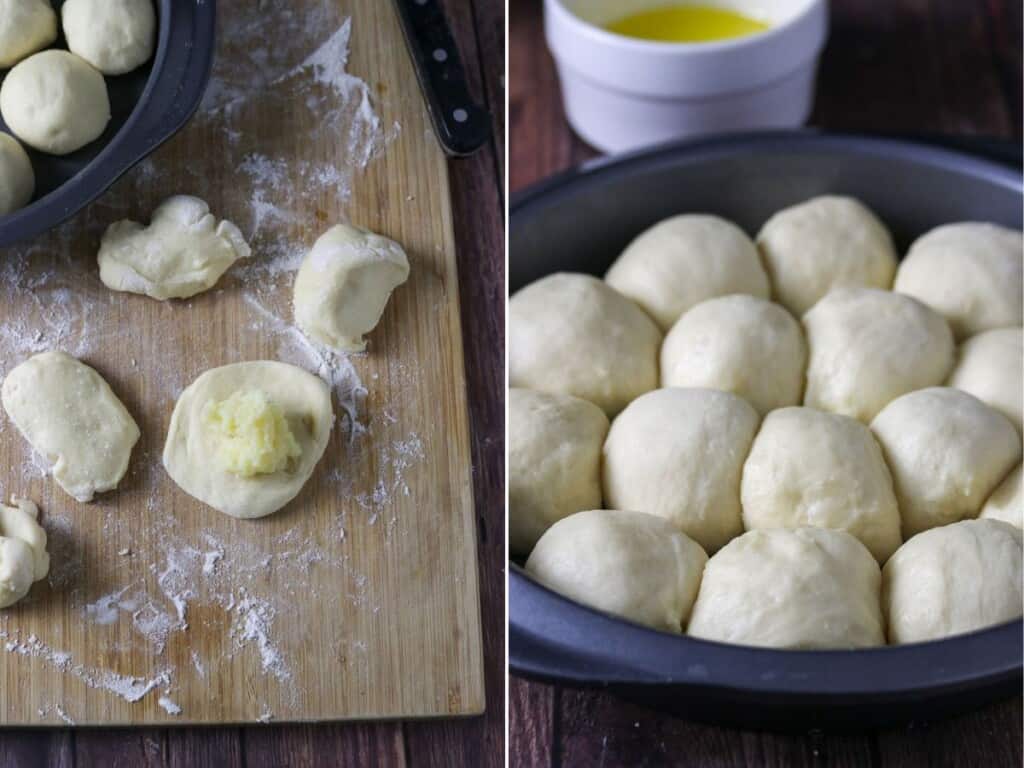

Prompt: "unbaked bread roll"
[660,294,806,415]
[0,133,33,216]
[525,509,708,633]
[803,288,954,423]
[605,214,769,331]
[603,387,759,552]
[0,498,49,609]
[871,387,1022,537]
[981,464,1022,530]
[0,0,57,69]
[756,196,897,317]
[948,327,1022,433]
[687,527,884,649]
[894,222,1023,340]
[510,273,662,416]
[509,388,609,555]
[61,0,155,75]
[882,519,1022,644]
[741,407,901,563]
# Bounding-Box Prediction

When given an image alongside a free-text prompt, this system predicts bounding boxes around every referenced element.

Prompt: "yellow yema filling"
[202,389,301,477]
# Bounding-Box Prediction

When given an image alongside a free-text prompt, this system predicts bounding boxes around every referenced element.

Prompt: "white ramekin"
[545,0,829,153]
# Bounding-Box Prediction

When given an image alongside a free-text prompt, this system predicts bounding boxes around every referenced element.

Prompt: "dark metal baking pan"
[0,0,216,248]
[509,131,1024,731]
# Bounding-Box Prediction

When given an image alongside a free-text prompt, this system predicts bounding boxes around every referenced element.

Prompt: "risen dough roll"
[0,133,33,216]
[0,50,110,155]
[948,327,1022,433]
[603,387,759,553]
[803,287,954,423]
[509,389,609,555]
[741,407,901,563]
[0,498,49,608]
[688,527,884,649]
[0,0,57,68]
[661,294,806,415]
[510,273,662,416]
[981,464,1022,529]
[525,509,708,633]
[871,387,1022,537]
[61,0,155,75]
[756,196,897,317]
[882,519,1022,644]
[605,214,769,331]
[163,362,334,519]
[894,222,1023,339]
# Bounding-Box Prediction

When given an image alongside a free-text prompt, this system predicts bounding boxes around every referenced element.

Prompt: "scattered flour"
[158,696,182,716]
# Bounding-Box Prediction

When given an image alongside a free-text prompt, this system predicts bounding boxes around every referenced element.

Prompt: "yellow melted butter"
[203,389,301,477]
[606,5,769,43]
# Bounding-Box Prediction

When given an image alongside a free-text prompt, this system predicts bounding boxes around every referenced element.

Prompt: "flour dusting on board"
[0,0,426,721]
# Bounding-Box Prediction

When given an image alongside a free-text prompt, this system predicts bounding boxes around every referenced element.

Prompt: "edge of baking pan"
[0,0,217,249]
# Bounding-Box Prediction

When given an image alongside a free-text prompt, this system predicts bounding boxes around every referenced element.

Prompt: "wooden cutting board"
[0,0,484,725]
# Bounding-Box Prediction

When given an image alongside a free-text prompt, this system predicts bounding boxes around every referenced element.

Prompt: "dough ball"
[603,387,759,552]
[741,407,901,563]
[882,519,1022,644]
[871,387,1022,537]
[0,132,33,216]
[293,224,410,353]
[0,498,49,609]
[61,0,155,75]
[0,0,57,69]
[525,509,708,633]
[0,50,110,155]
[948,327,1022,433]
[803,288,954,423]
[163,361,334,519]
[98,195,251,300]
[2,351,140,502]
[981,464,1022,530]
[688,527,884,649]
[756,196,897,317]
[661,295,806,415]
[509,389,609,556]
[894,222,1023,340]
[510,273,662,416]
[605,214,769,331]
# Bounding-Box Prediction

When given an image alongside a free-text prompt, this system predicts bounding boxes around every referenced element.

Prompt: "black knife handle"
[393,0,492,157]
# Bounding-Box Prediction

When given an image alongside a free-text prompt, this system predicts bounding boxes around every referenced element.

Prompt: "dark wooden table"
[509,1,1023,766]
[0,2,505,766]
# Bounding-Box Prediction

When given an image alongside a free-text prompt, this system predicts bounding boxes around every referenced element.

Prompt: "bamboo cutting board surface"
[0,0,484,725]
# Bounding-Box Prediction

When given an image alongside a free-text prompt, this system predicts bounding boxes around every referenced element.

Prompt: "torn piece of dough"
[0,498,49,608]
[293,224,410,352]
[2,351,140,502]
[98,195,250,300]
[163,361,334,519]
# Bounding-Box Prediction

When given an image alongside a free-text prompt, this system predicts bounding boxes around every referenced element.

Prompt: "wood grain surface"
[510,0,1022,766]
[0,0,489,733]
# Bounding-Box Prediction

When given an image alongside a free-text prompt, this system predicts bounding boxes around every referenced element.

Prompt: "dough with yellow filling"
[0,498,49,609]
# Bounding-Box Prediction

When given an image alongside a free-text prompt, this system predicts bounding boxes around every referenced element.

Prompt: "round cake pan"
[509,131,1024,731]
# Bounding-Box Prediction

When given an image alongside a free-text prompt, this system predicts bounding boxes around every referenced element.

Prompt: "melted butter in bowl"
[605,5,769,44]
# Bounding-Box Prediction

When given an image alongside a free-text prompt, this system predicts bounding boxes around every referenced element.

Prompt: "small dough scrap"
[871,387,1022,537]
[525,509,708,633]
[0,132,33,216]
[98,195,251,300]
[882,519,1022,644]
[0,0,57,68]
[603,387,759,553]
[164,361,334,519]
[293,224,410,353]
[61,0,155,75]
[948,327,1022,433]
[2,351,140,502]
[0,50,110,155]
[688,527,884,649]
[803,287,954,423]
[756,196,897,317]
[605,214,770,331]
[981,464,1022,530]
[510,273,662,416]
[741,407,901,563]
[894,222,1023,339]
[0,498,49,608]
[661,294,806,415]
[509,389,609,556]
